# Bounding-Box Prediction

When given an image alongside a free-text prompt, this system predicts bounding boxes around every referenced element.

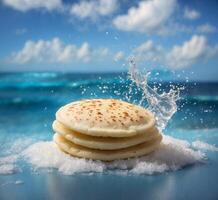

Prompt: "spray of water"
[127,58,180,131]
[79,58,181,131]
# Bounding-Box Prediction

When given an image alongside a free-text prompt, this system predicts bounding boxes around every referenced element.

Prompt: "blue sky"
[0,0,218,80]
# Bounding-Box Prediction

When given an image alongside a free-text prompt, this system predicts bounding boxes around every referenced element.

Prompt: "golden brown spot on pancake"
[97,112,102,115]
[123,112,129,117]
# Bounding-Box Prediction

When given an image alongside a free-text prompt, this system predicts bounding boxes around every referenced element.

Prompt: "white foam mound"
[22,135,205,175]
[0,164,18,175]
[0,155,19,175]
[192,140,218,152]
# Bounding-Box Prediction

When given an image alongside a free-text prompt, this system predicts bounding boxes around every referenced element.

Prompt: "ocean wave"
[0,97,59,108]
[0,82,218,104]
[0,81,68,89]
[0,95,217,107]
[184,95,218,102]
[0,72,58,79]
[0,78,124,90]
[22,72,58,78]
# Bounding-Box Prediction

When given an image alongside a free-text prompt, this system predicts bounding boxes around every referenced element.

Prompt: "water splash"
[127,58,180,131]
[79,58,181,131]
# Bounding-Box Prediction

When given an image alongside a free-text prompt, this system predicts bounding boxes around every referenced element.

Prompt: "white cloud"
[2,0,62,11]
[77,42,91,62]
[197,24,217,33]
[133,40,163,62]
[10,38,91,64]
[167,35,217,69]
[92,47,110,59]
[114,51,124,62]
[15,28,27,35]
[133,35,218,69]
[100,48,110,56]
[184,7,200,20]
[113,0,176,33]
[70,0,118,20]
[156,22,217,36]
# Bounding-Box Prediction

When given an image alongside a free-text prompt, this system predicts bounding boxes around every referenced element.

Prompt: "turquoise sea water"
[0,72,218,200]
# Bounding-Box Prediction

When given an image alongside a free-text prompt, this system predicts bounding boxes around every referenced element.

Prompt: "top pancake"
[56,99,156,137]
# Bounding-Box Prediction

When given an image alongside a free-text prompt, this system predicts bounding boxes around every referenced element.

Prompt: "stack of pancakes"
[53,99,162,161]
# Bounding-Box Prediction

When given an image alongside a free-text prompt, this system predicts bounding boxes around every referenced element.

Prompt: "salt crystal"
[22,135,205,175]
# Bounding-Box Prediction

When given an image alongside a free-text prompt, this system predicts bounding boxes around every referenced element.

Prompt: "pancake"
[53,120,160,150]
[53,133,162,161]
[56,99,156,137]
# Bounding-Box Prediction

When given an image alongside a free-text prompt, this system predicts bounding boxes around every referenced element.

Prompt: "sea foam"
[192,140,218,152]
[0,155,19,175]
[0,164,18,175]
[21,135,205,175]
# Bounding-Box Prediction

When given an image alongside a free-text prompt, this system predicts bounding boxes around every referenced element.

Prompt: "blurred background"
[0,0,218,140]
[0,0,218,200]
[0,0,218,80]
